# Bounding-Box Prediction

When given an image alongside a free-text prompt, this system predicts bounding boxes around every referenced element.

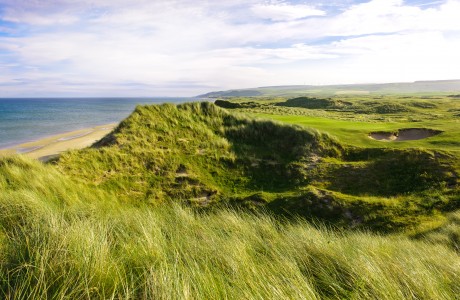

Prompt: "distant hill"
[198,80,460,97]
[199,89,263,97]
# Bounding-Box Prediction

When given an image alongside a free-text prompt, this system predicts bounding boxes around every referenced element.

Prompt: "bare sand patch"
[369,128,443,142]
[0,123,117,161]
[368,132,397,141]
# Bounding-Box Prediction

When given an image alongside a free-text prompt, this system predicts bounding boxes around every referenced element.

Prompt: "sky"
[0,0,459,97]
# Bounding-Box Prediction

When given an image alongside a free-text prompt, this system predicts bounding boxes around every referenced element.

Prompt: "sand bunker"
[369,128,443,142]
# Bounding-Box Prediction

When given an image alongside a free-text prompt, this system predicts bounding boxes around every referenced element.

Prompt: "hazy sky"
[1,0,459,97]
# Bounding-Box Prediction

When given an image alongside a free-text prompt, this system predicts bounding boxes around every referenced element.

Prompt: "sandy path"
[0,123,117,161]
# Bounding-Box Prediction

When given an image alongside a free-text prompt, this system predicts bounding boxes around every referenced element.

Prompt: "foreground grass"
[1,156,460,299]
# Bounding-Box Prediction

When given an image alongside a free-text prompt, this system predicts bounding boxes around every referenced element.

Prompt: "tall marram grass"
[1,156,459,299]
[52,102,459,233]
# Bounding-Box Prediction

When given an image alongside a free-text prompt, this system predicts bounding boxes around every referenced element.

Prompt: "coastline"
[0,123,117,161]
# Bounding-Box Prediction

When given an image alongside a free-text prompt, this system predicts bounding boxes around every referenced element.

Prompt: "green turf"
[222,94,460,168]
[253,113,460,151]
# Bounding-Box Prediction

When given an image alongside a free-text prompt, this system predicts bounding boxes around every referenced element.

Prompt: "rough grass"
[1,156,460,299]
[275,97,352,109]
[415,210,460,253]
[56,102,341,205]
[1,100,459,298]
[53,102,459,233]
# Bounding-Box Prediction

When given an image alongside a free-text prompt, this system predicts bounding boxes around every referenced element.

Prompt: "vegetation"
[228,95,460,151]
[214,99,260,109]
[199,80,460,98]
[0,97,459,298]
[52,102,459,232]
[275,97,352,109]
[1,156,460,299]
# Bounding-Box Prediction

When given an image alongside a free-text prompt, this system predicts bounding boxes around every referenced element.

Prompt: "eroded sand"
[369,128,443,142]
[0,123,117,161]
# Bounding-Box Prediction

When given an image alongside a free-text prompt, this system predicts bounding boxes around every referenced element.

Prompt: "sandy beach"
[0,123,117,161]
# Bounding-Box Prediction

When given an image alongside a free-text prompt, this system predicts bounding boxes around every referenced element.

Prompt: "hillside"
[199,80,460,97]
[0,156,459,299]
[55,102,459,232]
[1,102,459,298]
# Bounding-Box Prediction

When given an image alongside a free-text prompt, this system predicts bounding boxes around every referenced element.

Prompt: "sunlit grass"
[1,156,459,299]
[1,99,459,299]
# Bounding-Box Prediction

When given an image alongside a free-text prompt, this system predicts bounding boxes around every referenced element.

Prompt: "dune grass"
[52,102,459,233]
[1,156,459,299]
[416,210,460,252]
[1,101,459,298]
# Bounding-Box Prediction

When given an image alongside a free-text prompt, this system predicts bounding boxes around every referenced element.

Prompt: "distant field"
[199,80,460,98]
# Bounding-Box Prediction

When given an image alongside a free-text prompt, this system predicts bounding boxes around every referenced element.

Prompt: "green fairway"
[253,113,460,151]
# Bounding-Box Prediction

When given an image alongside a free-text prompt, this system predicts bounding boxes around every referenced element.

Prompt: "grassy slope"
[228,95,460,175]
[52,102,459,233]
[56,102,339,202]
[1,156,460,299]
[218,95,460,232]
[1,100,459,298]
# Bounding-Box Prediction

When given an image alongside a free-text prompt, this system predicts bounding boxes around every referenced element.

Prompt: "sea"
[0,97,201,149]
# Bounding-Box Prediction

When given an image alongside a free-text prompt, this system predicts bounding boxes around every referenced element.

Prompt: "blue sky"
[0,0,459,97]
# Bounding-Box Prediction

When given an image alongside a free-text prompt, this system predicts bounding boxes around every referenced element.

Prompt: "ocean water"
[0,97,199,149]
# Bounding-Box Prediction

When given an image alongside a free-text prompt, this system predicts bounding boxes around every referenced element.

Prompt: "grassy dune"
[1,101,459,298]
[55,102,459,233]
[1,157,460,299]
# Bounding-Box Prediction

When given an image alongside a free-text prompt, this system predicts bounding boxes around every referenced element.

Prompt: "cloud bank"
[0,0,459,96]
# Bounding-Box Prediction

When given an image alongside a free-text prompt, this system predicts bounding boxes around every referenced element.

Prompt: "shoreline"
[0,123,117,161]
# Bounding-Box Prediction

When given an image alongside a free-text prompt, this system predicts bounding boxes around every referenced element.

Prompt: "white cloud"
[270,31,460,85]
[0,0,459,96]
[2,11,78,25]
[328,0,460,36]
[251,3,325,21]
